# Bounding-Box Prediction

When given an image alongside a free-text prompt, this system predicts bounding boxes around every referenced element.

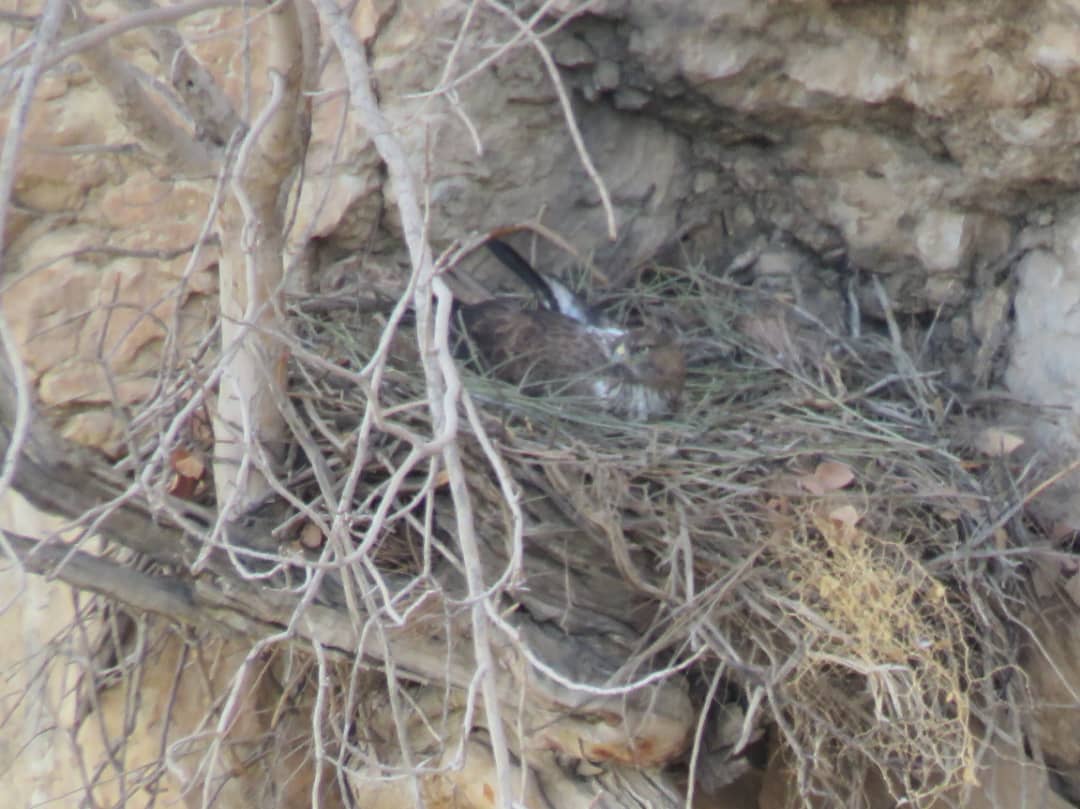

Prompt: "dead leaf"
[973,427,1024,457]
[828,504,861,527]
[168,448,206,498]
[172,450,205,479]
[798,461,855,495]
[299,522,325,550]
[812,508,863,548]
[168,473,197,499]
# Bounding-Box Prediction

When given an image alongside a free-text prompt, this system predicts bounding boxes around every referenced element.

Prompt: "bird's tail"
[483,239,561,311]
[484,239,595,324]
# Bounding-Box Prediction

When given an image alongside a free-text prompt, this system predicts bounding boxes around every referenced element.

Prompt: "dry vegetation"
[0,3,1060,808]
[3,236,1044,808]
[267,245,1029,806]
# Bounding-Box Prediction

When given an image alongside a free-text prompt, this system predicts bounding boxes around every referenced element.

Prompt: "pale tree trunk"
[212,0,314,517]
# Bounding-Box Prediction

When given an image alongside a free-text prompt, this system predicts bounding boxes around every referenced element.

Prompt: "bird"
[455,239,685,421]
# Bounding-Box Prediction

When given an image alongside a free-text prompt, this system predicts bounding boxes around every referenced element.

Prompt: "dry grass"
[282,252,1029,807]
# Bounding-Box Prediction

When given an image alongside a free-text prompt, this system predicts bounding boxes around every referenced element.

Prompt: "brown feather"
[457,302,609,393]
[457,300,686,419]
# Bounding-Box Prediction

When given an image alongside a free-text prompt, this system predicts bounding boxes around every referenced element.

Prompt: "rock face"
[6,0,1080,807]
[7,2,1080,435]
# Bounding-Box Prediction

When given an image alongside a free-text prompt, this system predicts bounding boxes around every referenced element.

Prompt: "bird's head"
[615,328,687,397]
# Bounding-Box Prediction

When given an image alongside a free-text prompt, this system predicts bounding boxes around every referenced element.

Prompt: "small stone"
[754,249,802,278]
[915,210,971,273]
[693,171,719,194]
[552,37,594,68]
[594,60,620,92]
[970,285,1010,344]
[60,410,124,456]
[613,87,649,110]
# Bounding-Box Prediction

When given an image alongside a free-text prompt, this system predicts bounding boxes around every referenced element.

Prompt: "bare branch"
[0,0,67,275]
[0,313,32,611]
[310,3,517,804]
[413,0,590,102]
[5,0,244,74]
[117,0,244,147]
[8,533,205,623]
[0,12,38,28]
[482,0,616,239]
[212,0,311,515]
[0,0,65,608]
[71,3,219,176]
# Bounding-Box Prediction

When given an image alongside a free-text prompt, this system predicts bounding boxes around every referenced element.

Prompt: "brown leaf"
[168,473,198,499]
[168,448,206,498]
[299,522,325,550]
[828,504,861,528]
[973,427,1024,457]
[798,461,855,495]
[172,450,205,479]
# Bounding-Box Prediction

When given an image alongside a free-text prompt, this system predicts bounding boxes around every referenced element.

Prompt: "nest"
[282,251,1029,807]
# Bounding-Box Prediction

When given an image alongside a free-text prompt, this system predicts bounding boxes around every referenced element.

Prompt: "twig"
[481,0,616,239]
[116,0,243,146]
[410,0,594,102]
[3,0,244,75]
[71,1,218,176]
[0,309,34,610]
[311,2,515,805]
[7,533,205,624]
[0,0,67,275]
[684,663,723,809]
